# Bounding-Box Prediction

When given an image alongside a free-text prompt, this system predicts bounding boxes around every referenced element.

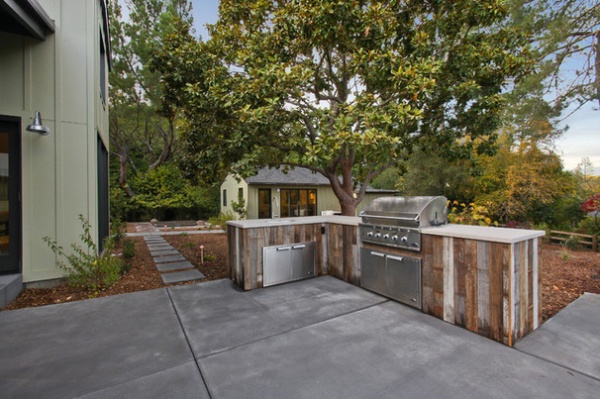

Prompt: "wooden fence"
[548,230,598,251]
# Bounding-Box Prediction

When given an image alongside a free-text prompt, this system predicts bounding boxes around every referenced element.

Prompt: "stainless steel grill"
[359,196,448,309]
[359,196,448,251]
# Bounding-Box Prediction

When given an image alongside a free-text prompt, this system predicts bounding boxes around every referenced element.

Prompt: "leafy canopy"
[156,0,532,215]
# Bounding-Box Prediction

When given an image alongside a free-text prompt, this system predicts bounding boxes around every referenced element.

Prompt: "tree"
[471,132,576,224]
[157,0,531,215]
[108,0,193,197]
[514,0,600,114]
[397,147,473,200]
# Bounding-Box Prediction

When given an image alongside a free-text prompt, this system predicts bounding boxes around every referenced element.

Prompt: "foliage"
[470,132,575,224]
[208,211,237,230]
[154,0,532,216]
[122,239,136,261]
[577,216,600,236]
[581,194,600,213]
[108,0,194,198]
[398,147,473,200]
[447,201,496,227]
[563,235,580,251]
[113,164,219,220]
[231,193,247,220]
[516,0,600,112]
[43,216,122,293]
[370,166,402,191]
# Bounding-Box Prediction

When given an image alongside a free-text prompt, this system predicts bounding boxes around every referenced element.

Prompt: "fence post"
[594,235,597,252]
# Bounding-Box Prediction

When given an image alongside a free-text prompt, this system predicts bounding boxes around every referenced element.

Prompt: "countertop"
[227,217,545,244]
[421,224,545,244]
[226,216,360,229]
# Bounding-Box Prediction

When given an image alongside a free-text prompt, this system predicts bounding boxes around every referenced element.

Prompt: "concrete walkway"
[1,276,599,399]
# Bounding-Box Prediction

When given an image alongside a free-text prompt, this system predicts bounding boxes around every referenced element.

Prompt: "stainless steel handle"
[292,245,306,250]
[370,251,385,258]
[387,255,404,262]
[277,247,291,251]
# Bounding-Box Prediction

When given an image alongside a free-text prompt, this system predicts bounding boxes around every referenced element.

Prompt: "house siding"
[221,174,248,219]
[0,0,109,283]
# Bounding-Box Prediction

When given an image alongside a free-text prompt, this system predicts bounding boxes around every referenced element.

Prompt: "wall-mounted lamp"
[26,112,51,135]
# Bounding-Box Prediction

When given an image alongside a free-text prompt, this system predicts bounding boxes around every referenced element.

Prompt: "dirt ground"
[2,228,599,323]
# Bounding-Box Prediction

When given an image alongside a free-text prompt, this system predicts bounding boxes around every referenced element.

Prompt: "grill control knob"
[375,233,381,239]
[392,235,398,241]
[400,236,408,244]
[367,232,374,238]
[383,234,390,240]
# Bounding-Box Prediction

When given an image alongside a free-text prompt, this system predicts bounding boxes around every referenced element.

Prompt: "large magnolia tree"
[156,0,531,215]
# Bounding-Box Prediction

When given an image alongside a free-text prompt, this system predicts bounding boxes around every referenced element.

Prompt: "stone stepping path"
[143,236,205,285]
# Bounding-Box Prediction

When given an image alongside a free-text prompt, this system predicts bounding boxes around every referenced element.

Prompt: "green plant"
[563,235,580,251]
[208,211,236,230]
[204,253,217,262]
[231,194,247,219]
[110,217,126,246]
[43,215,123,293]
[122,239,136,261]
[560,250,570,261]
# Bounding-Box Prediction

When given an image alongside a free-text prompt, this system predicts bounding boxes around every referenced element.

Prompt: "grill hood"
[359,196,448,228]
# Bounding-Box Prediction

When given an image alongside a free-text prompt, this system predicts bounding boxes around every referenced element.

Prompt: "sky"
[189,0,598,174]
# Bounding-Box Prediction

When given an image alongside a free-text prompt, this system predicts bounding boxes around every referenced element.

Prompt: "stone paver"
[161,269,205,284]
[154,255,186,264]
[156,261,195,272]
[151,250,180,257]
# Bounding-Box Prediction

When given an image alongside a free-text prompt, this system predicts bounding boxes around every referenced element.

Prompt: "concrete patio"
[1,276,599,398]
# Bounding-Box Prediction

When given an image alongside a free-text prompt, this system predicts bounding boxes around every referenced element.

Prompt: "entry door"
[0,119,21,274]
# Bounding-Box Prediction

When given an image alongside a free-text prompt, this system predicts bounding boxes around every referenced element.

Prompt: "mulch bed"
[2,231,599,325]
[541,243,600,320]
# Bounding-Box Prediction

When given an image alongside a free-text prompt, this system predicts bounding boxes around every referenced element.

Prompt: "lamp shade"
[26,112,51,135]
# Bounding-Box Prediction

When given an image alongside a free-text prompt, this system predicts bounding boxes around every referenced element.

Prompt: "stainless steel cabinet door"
[291,243,315,281]
[360,248,387,295]
[386,255,421,309]
[263,246,292,286]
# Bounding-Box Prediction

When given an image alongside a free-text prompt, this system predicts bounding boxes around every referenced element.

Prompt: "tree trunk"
[119,153,136,197]
[339,199,358,216]
[323,166,360,216]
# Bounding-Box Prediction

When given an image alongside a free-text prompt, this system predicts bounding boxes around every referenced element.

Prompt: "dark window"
[100,34,106,103]
[238,187,243,199]
[280,189,317,217]
[97,135,109,253]
[258,189,271,219]
[222,189,227,207]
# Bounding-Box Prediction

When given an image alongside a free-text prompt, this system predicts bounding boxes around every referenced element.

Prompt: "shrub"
[447,201,497,226]
[208,211,236,230]
[44,215,123,293]
[563,235,580,250]
[122,239,136,261]
[577,216,600,236]
[110,217,126,246]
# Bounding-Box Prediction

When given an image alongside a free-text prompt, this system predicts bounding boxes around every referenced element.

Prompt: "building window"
[222,189,227,207]
[280,189,317,217]
[238,187,243,199]
[100,34,107,103]
[258,189,271,219]
[97,135,109,252]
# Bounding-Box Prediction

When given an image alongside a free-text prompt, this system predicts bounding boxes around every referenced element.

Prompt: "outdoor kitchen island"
[227,216,545,346]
